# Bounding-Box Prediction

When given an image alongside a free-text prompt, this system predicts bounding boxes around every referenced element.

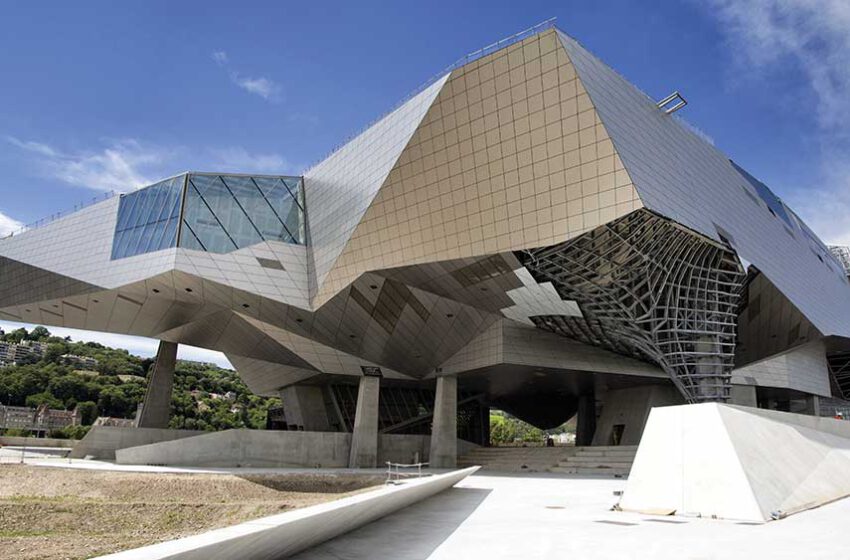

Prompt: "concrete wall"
[592,384,683,446]
[0,436,77,448]
[93,467,479,560]
[71,426,205,460]
[116,429,479,468]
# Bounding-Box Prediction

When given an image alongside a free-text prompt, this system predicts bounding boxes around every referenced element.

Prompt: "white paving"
[294,472,850,560]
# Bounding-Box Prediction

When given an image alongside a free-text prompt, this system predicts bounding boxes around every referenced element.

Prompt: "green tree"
[27,326,51,341]
[25,391,64,409]
[75,401,99,425]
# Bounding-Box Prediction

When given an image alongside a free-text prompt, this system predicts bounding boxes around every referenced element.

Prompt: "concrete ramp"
[94,467,479,560]
[619,403,850,521]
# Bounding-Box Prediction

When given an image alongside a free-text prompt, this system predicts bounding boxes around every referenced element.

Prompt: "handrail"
[386,460,430,483]
[1,190,117,240]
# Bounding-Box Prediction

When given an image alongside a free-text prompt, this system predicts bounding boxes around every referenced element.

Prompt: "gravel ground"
[0,465,383,560]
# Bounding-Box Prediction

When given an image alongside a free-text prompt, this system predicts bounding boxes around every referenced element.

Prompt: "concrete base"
[115,429,480,468]
[71,426,204,460]
[93,467,479,560]
[620,403,850,521]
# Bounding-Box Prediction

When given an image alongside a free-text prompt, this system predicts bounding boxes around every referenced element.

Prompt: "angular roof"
[557,29,850,337]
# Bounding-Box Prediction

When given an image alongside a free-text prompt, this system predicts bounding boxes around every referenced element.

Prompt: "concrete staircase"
[548,445,638,477]
[457,446,577,473]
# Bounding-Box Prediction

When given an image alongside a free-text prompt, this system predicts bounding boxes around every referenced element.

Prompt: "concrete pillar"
[730,385,757,408]
[429,375,457,468]
[280,385,331,431]
[807,394,821,417]
[480,402,491,447]
[575,393,596,447]
[348,376,380,468]
[136,341,177,429]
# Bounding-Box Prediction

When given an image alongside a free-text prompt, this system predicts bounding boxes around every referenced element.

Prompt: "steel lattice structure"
[520,210,745,403]
[828,351,850,400]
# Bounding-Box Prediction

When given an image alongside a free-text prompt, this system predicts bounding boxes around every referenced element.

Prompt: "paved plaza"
[295,472,848,560]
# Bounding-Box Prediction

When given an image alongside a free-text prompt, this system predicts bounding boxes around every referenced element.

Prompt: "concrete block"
[71,426,204,460]
[620,403,850,521]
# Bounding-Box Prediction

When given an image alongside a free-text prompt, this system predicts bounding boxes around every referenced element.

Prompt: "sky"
[0,0,848,366]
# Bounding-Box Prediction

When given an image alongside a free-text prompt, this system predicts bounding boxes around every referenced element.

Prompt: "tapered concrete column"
[429,375,457,468]
[575,393,596,446]
[280,385,331,431]
[807,395,821,417]
[348,375,380,468]
[136,341,178,429]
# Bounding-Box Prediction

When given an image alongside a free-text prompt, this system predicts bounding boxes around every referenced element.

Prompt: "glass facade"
[111,173,305,260]
[111,175,184,260]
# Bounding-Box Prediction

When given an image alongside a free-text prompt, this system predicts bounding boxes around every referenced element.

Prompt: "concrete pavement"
[294,472,850,559]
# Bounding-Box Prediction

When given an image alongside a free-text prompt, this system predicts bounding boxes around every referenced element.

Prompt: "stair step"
[569,455,635,463]
[557,462,633,469]
[549,466,630,476]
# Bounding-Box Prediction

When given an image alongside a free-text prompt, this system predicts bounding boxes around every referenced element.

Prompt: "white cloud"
[232,75,281,100]
[703,0,850,247]
[211,50,229,66]
[7,136,167,193]
[211,50,282,102]
[0,210,23,236]
[0,320,233,369]
[208,147,294,174]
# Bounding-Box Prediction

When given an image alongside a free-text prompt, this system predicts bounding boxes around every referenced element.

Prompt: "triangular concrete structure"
[620,403,850,521]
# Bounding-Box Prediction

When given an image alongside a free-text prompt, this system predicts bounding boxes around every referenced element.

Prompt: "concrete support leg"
[429,375,457,468]
[730,385,757,408]
[807,395,821,417]
[480,402,491,447]
[136,341,178,429]
[348,376,380,468]
[280,385,331,431]
[575,393,596,447]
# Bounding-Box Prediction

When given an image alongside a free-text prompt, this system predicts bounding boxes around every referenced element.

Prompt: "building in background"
[0,404,81,435]
[2,22,850,467]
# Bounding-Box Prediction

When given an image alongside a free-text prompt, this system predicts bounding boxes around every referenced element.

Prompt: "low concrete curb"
[93,466,479,559]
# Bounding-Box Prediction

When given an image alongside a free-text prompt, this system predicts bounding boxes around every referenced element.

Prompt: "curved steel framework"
[520,210,745,403]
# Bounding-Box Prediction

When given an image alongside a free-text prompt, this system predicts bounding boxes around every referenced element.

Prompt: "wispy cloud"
[0,210,23,236]
[8,135,297,193]
[702,0,850,246]
[212,50,282,102]
[7,136,167,193]
[208,147,296,174]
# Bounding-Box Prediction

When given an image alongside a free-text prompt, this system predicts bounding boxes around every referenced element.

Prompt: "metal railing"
[385,461,430,484]
[2,190,117,240]
[304,17,558,173]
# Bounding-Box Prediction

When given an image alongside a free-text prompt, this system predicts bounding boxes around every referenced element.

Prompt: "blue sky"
[1,0,848,366]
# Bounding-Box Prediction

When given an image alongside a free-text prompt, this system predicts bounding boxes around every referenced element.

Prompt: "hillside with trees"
[0,326,280,437]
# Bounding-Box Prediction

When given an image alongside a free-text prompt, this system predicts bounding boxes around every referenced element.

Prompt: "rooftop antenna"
[656,91,687,114]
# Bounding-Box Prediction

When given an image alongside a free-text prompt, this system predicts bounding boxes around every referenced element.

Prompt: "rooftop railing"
[2,190,117,240]
[304,17,558,173]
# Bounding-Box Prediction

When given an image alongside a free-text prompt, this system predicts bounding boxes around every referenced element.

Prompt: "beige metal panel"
[313,29,642,307]
[304,75,450,305]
